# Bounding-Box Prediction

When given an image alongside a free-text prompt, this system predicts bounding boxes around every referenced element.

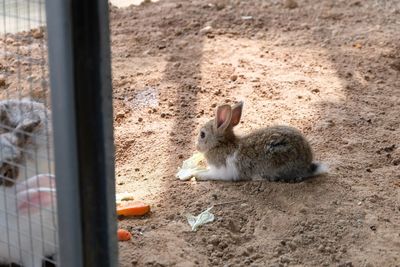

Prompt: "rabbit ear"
[16,117,41,133]
[16,174,55,193]
[14,117,41,146]
[215,104,232,132]
[230,101,243,127]
[17,187,55,215]
[0,107,11,127]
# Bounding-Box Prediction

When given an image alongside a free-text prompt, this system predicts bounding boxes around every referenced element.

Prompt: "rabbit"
[195,101,327,182]
[0,99,54,186]
[0,174,58,267]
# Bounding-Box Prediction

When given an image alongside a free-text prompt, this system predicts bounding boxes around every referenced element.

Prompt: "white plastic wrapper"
[176,152,208,180]
[186,206,215,231]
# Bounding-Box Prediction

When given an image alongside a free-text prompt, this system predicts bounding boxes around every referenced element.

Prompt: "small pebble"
[209,235,220,246]
[280,256,290,263]
[0,76,6,87]
[284,0,298,9]
[115,112,125,119]
[32,28,44,39]
[288,242,297,251]
[199,26,213,35]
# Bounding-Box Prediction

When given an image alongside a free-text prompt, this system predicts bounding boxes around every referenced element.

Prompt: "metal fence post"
[46,0,118,266]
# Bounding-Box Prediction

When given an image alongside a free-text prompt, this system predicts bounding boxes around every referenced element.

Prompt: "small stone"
[209,235,220,246]
[134,168,140,172]
[230,74,238,81]
[115,112,125,120]
[215,3,225,10]
[246,245,254,253]
[0,76,6,87]
[338,261,353,267]
[218,242,228,250]
[288,242,297,251]
[240,248,250,257]
[199,25,213,35]
[318,244,325,252]
[390,60,400,71]
[138,117,143,122]
[284,0,298,9]
[392,158,400,165]
[280,256,290,264]
[32,28,44,39]
[5,37,14,45]
[160,113,166,118]
[370,225,377,231]
[311,88,320,93]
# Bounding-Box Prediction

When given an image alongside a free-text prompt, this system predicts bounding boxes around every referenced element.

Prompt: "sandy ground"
[0,0,399,266]
[110,0,400,266]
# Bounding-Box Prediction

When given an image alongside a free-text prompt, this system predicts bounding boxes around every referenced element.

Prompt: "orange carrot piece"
[116,201,150,216]
[117,229,132,241]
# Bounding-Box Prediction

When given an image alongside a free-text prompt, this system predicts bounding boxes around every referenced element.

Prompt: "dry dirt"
[110,0,399,266]
[0,0,399,266]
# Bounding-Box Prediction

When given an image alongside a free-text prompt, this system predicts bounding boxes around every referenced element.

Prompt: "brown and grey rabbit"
[0,99,54,186]
[195,101,327,182]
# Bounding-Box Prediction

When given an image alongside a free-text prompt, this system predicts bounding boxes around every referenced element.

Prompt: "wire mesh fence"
[0,0,57,266]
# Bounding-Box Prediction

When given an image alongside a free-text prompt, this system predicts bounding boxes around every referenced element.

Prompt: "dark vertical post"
[70,0,118,266]
[46,0,117,266]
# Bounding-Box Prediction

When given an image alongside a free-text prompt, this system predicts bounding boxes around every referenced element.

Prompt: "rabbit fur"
[196,101,327,182]
[0,99,54,186]
[0,174,57,267]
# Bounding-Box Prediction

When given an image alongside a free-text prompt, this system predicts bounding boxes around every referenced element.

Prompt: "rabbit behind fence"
[0,99,54,186]
[0,174,58,267]
[195,101,327,182]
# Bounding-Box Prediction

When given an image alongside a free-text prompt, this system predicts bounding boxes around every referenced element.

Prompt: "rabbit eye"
[200,131,206,139]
